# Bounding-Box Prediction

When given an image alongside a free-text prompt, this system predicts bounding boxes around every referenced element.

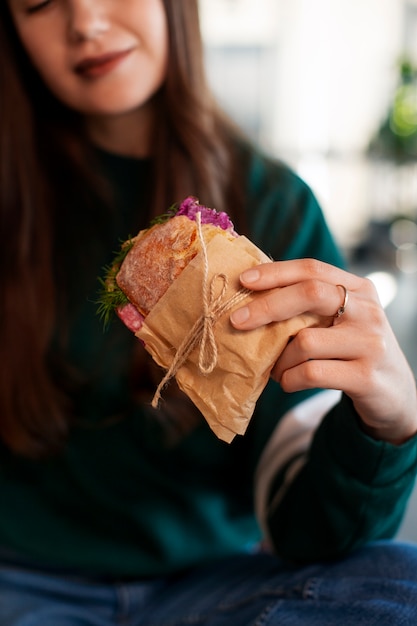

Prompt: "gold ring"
[335,284,349,318]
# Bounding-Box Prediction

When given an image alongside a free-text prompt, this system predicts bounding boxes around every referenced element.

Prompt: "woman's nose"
[67,0,110,43]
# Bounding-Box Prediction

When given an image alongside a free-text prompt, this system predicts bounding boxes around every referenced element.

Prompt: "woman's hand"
[230,259,417,445]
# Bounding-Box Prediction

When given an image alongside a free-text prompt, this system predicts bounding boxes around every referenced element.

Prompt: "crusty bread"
[116,215,235,317]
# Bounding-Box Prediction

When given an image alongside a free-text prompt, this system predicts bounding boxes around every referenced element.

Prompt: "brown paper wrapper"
[137,234,331,443]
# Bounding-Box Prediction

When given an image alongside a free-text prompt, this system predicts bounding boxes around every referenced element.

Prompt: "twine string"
[151,212,251,409]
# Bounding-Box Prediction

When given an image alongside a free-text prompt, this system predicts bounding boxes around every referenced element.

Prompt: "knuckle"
[360,298,387,336]
[281,361,322,392]
[253,290,279,321]
[361,276,379,298]
[302,278,327,304]
[302,360,323,386]
[295,328,316,355]
[257,295,274,319]
[358,276,386,309]
[301,258,324,278]
[369,332,387,361]
[356,360,379,390]
[280,369,296,392]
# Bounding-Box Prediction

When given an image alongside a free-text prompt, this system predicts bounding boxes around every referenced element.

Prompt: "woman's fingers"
[230,278,357,329]
[238,259,355,291]
[272,355,363,395]
[230,259,375,331]
[271,324,373,391]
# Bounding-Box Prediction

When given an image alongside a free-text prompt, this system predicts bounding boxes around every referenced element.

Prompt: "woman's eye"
[26,0,52,14]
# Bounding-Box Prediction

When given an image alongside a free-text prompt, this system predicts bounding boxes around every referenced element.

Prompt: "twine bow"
[151,212,251,408]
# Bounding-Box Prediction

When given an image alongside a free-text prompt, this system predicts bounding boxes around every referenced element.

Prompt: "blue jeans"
[1,541,417,625]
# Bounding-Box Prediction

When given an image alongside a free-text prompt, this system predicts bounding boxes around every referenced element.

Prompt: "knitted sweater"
[1,147,416,579]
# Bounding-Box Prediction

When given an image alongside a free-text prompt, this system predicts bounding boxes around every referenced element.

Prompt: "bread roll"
[116,214,236,317]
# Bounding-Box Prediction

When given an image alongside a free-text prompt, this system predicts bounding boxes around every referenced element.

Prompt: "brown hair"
[0,0,248,457]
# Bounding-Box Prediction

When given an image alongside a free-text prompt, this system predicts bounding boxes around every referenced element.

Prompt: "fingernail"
[240,268,260,284]
[230,306,250,325]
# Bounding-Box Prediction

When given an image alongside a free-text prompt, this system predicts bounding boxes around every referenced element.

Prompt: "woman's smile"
[74,48,134,80]
[7,0,168,119]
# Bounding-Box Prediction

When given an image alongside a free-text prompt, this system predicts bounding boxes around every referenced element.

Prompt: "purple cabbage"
[177,196,236,233]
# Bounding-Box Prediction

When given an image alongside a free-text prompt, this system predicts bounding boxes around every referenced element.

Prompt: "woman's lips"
[75,49,131,79]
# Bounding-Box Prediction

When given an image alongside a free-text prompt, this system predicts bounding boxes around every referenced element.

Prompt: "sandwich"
[104,196,238,334]
[98,197,331,442]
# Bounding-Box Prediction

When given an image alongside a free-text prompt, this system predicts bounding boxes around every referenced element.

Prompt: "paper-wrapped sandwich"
[99,197,331,442]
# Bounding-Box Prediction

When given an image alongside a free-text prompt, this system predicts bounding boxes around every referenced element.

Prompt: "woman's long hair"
[0,0,247,457]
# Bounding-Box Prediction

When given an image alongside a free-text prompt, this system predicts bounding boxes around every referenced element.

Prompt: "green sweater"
[1,147,416,579]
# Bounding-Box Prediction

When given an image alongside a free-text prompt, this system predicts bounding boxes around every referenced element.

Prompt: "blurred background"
[199,0,417,542]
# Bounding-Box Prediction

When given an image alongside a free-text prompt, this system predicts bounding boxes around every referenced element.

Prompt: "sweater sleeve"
[264,395,417,562]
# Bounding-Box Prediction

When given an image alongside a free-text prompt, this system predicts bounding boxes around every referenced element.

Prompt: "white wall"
[273,0,403,155]
[199,0,410,248]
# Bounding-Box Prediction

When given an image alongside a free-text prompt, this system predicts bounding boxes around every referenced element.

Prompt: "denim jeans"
[1,541,417,625]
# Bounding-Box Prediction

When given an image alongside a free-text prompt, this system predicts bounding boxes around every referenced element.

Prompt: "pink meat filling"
[117,303,144,333]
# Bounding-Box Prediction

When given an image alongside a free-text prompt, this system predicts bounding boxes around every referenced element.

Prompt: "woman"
[1,0,417,624]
